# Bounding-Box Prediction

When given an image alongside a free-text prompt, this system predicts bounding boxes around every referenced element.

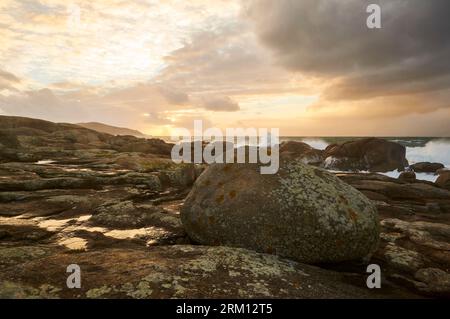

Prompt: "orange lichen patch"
[229,190,237,199]
[348,208,359,223]
[216,194,225,204]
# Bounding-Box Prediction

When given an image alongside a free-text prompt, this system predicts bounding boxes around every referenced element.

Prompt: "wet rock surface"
[0,156,193,252]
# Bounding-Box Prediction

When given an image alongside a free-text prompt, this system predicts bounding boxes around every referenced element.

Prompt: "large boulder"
[181,160,379,263]
[323,138,408,172]
[279,141,324,164]
[410,162,445,173]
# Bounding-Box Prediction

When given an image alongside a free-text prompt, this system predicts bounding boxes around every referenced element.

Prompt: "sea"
[280,137,450,182]
[161,136,450,182]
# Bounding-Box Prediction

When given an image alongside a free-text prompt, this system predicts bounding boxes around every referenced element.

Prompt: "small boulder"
[410,162,445,173]
[279,141,324,164]
[398,171,416,183]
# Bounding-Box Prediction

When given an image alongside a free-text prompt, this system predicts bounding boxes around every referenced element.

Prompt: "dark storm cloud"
[246,0,450,100]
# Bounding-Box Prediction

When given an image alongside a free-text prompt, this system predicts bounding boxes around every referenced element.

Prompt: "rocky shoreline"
[0,116,449,299]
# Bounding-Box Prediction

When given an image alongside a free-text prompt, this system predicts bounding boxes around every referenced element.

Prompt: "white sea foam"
[35,159,56,165]
[300,138,329,150]
[406,139,450,168]
[298,137,450,182]
[380,170,438,182]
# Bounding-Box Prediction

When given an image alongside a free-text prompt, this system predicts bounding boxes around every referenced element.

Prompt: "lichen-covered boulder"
[181,160,379,263]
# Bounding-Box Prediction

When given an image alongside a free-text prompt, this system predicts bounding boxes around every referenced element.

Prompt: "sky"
[1,0,450,136]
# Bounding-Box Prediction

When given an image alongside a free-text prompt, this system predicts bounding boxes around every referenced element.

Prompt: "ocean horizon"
[158,136,450,182]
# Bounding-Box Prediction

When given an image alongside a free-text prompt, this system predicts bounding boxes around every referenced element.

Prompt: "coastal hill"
[77,122,150,138]
[0,115,172,162]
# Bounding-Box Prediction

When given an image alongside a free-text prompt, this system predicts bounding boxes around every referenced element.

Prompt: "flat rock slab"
[0,245,414,299]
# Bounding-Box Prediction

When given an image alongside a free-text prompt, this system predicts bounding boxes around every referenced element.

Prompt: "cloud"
[157,86,189,105]
[201,95,240,111]
[0,68,21,91]
[142,112,173,125]
[156,23,304,98]
[0,0,312,131]
[0,87,87,122]
[0,69,21,83]
[246,0,450,100]
[2,0,450,136]
[0,0,242,86]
